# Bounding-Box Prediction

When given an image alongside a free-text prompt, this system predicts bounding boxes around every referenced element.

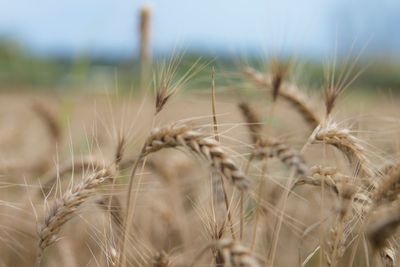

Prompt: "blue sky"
[0,0,399,58]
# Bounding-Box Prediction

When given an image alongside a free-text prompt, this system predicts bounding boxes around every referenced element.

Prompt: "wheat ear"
[36,168,112,266]
[238,102,308,176]
[311,121,375,177]
[242,66,321,129]
[142,124,249,191]
[191,239,261,267]
[254,138,309,176]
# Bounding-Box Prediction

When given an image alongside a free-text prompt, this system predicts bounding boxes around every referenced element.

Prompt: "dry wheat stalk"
[142,124,249,191]
[242,66,321,129]
[36,168,113,266]
[311,121,375,177]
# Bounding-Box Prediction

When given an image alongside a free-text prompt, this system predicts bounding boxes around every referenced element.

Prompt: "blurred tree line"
[0,38,400,92]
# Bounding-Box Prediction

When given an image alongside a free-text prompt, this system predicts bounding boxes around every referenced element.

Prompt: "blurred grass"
[1,38,400,92]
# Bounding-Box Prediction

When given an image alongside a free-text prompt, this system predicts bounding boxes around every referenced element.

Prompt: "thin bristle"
[40,157,106,197]
[154,56,208,114]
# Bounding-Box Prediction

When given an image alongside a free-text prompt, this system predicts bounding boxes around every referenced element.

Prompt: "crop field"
[1,56,400,267]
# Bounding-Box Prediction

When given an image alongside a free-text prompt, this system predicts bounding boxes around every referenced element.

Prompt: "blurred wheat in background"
[1,1,400,267]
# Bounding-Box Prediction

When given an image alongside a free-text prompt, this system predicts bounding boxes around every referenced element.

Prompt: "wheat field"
[1,58,400,267]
